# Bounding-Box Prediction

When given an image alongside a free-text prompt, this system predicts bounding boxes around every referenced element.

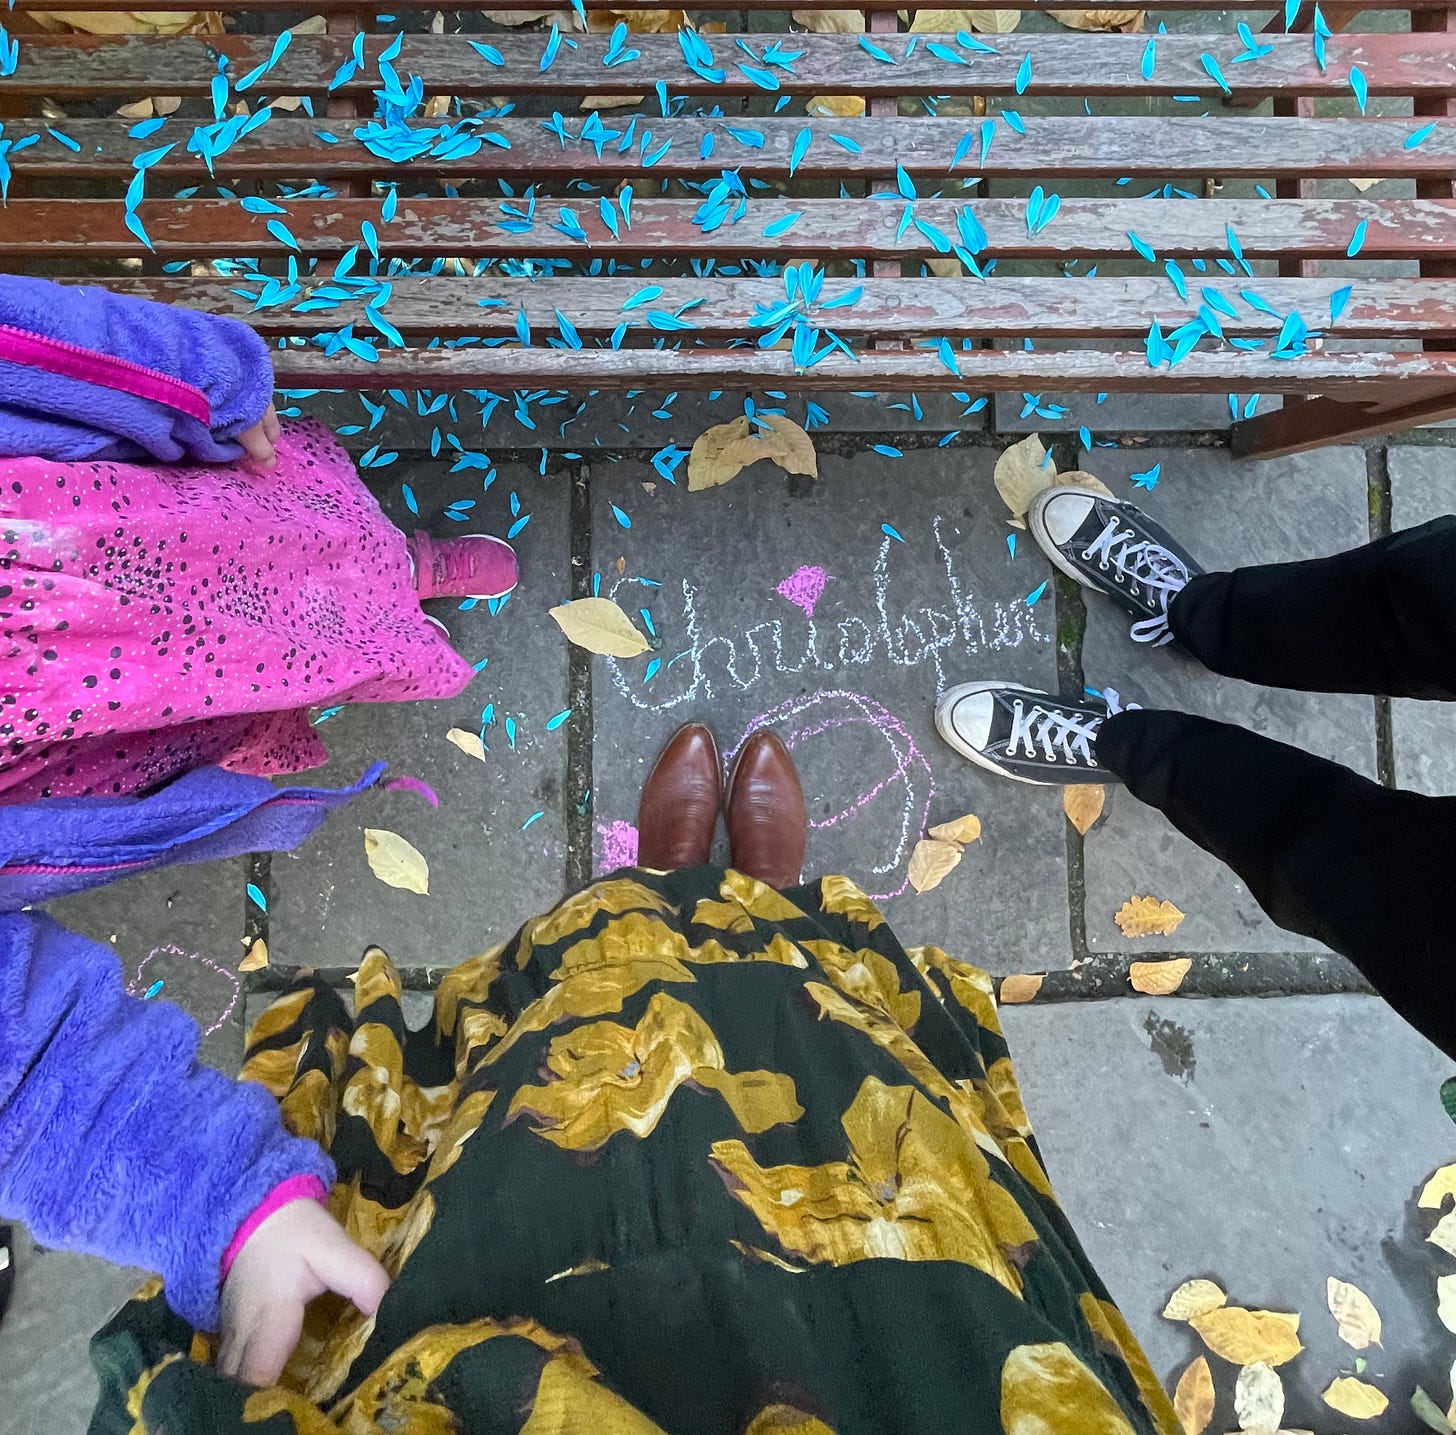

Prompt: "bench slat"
[260,345,1456,393]
[9,117,1455,181]
[91,275,1456,339]
[4,198,1450,261]
[8,31,1451,99]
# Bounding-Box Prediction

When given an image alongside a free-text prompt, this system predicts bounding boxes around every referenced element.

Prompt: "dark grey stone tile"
[267,461,571,975]
[1080,446,1376,953]
[1002,992,1454,1435]
[1389,447,1456,796]
[587,448,1073,973]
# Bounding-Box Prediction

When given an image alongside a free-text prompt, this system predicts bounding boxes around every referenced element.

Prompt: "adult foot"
[936,681,1114,785]
[408,531,519,601]
[1029,487,1202,646]
[726,731,806,889]
[637,724,721,870]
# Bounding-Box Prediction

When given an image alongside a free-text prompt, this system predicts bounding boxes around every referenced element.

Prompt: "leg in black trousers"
[1096,516,1456,1058]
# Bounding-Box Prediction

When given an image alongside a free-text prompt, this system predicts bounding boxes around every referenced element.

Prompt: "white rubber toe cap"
[1031,487,1099,548]
[935,683,997,759]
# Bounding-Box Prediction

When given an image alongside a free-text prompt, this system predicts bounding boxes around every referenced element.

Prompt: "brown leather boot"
[637,724,721,870]
[725,731,806,889]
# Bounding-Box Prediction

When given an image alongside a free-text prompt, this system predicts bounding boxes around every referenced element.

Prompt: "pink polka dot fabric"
[0,420,473,802]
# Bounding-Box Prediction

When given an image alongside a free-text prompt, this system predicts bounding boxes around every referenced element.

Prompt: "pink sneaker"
[407,531,519,601]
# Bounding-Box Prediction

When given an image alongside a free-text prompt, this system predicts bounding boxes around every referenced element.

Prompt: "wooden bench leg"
[1231,387,1456,459]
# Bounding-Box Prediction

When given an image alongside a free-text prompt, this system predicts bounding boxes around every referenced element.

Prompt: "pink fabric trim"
[0,322,212,425]
[219,1174,329,1281]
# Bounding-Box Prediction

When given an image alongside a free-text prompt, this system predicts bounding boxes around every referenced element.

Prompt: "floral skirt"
[90,867,1180,1435]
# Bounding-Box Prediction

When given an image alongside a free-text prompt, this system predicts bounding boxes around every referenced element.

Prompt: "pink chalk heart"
[776,565,831,620]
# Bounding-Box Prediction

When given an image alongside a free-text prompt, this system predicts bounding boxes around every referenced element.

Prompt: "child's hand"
[218,1198,389,1386]
[236,403,281,474]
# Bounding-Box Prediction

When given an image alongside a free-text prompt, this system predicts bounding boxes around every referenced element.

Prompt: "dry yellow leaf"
[480,6,579,24]
[993,432,1054,521]
[1163,1279,1228,1322]
[1420,1163,1456,1209]
[1052,6,1144,29]
[1129,957,1192,995]
[31,9,220,35]
[549,597,651,658]
[1189,1307,1302,1367]
[926,256,964,278]
[807,94,867,117]
[363,829,429,896]
[966,7,1018,29]
[446,727,488,762]
[907,837,962,893]
[1438,1274,1456,1333]
[1235,1362,1285,1432]
[1053,469,1116,498]
[1322,1377,1388,1420]
[1173,1356,1215,1435]
[999,973,1044,1004]
[1062,784,1105,835]
[928,813,982,845]
[792,6,864,29]
[1426,1210,1456,1251]
[1115,895,1186,938]
[1325,1277,1382,1349]
[238,938,269,973]
[581,92,644,109]
[1349,177,1381,191]
[586,6,686,29]
[687,414,818,491]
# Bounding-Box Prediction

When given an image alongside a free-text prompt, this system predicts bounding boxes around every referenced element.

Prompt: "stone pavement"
[5,429,1455,1435]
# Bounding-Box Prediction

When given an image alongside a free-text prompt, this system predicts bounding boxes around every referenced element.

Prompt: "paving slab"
[587,448,1074,973]
[1001,992,1455,1435]
[1079,445,1377,954]
[47,864,250,1077]
[1389,446,1456,798]
[266,460,571,975]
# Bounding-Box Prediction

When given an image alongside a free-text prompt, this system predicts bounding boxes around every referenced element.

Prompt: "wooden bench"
[1,0,1453,457]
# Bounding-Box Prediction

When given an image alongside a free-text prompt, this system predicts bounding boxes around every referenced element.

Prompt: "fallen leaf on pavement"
[688,415,818,491]
[792,7,864,28]
[549,597,651,657]
[1062,784,1106,835]
[1327,1277,1383,1348]
[1115,895,1186,938]
[1421,1164,1456,1209]
[1173,1356,1215,1435]
[1432,1211,1456,1258]
[239,938,269,972]
[1437,1274,1456,1333]
[586,6,687,29]
[993,433,1054,522]
[906,7,1019,33]
[1189,1306,1302,1367]
[908,837,962,893]
[999,973,1044,1004]
[1235,1361,1285,1432]
[1053,469,1117,498]
[446,727,488,762]
[1322,1376,1388,1419]
[1164,1279,1228,1322]
[364,828,429,895]
[807,94,866,116]
[1052,6,1143,29]
[928,813,982,845]
[1129,957,1192,995]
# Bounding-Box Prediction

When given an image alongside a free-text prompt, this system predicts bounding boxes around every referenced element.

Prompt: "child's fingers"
[262,404,282,444]
[234,1299,305,1387]
[311,1225,391,1315]
[236,419,277,473]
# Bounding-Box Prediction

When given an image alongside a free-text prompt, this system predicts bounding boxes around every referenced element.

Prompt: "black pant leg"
[1099,708,1456,1059]
[1169,516,1456,699]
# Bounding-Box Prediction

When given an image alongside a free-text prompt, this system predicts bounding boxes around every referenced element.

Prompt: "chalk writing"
[606,518,1047,714]
[128,944,241,1037]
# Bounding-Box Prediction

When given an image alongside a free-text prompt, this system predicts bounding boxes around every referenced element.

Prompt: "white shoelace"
[1008,700,1102,767]
[1081,518,1190,645]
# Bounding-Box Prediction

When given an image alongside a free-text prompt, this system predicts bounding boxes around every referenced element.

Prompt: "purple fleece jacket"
[0,274,274,462]
[0,912,334,1331]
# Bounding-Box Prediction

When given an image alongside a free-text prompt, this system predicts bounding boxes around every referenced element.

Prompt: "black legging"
[1097,517,1456,1058]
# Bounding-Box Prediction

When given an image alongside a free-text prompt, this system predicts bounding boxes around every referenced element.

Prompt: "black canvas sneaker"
[935,682,1115,785]
[1029,486,1203,646]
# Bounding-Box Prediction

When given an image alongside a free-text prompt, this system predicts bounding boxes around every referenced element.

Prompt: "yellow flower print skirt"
[91,867,1181,1435]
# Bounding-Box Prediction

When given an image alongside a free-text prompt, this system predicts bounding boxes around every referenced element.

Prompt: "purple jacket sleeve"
[0,274,275,464]
[0,911,333,1332]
